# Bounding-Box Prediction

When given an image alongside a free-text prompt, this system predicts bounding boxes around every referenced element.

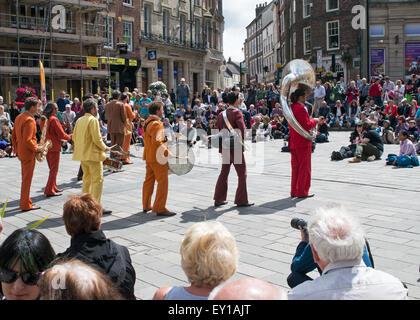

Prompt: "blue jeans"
[329,116,343,127]
[373,96,383,108]
[177,97,188,108]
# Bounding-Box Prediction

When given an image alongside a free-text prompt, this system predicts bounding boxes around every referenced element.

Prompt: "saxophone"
[36,116,52,162]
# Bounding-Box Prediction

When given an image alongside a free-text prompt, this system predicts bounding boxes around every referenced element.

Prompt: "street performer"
[142,101,176,217]
[213,91,254,208]
[40,102,72,197]
[289,88,318,199]
[121,93,136,165]
[11,97,44,211]
[105,90,127,160]
[72,99,112,215]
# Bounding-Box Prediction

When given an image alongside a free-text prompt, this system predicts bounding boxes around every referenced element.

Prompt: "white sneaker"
[367,155,376,162]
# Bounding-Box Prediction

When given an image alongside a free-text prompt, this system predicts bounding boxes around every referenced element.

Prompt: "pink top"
[400,139,417,157]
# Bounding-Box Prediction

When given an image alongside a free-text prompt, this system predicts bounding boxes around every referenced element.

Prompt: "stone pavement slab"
[0,131,420,299]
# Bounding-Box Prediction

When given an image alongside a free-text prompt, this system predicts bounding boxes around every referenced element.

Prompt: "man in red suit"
[288,88,318,199]
[40,102,72,197]
[213,91,253,207]
[11,97,44,211]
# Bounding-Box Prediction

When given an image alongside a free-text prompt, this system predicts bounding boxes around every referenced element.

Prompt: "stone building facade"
[139,0,225,95]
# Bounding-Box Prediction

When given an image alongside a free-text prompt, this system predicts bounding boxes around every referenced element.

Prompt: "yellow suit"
[73,113,107,203]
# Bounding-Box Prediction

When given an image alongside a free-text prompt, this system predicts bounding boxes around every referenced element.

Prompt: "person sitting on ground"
[209,278,286,300]
[349,121,384,163]
[329,100,346,127]
[57,194,136,300]
[249,104,257,117]
[270,115,284,139]
[408,120,420,142]
[0,125,13,157]
[153,221,238,300]
[331,123,364,161]
[382,120,394,144]
[259,116,272,141]
[287,206,408,300]
[38,259,124,300]
[387,131,419,168]
[0,228,56,300]
[315,116,329,143]
[394,116,410,144]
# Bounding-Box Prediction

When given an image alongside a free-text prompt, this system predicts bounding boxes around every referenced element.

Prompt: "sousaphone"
[280,59,317,141]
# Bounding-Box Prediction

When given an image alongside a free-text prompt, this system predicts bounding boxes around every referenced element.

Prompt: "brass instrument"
[280,59,317,141]
[36,117,52,162]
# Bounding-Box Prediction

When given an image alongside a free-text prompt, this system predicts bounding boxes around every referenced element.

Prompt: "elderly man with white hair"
[288,206,407,300]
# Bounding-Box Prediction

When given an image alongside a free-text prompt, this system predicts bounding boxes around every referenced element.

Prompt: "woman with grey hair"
[153,221,238,300]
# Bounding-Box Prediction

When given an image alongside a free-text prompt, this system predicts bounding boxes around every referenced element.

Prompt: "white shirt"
[288,259,407,300]
[314,86,326,99]
[383,81,395,92]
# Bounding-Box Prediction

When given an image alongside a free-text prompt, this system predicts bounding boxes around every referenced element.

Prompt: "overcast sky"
[223,0,260,63]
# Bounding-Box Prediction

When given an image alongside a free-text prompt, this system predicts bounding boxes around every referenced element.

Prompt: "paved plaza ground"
[1,131,419,300]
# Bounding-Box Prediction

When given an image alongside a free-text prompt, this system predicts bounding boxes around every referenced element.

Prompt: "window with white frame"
[327,21,339,50]
[303,0,311,18]
[303,27,311,55]
[123,21,133,51]
[405,23,420,36]
[123,0,132,5]
[326,0,339,12]
[104,16,113,49]
[144,6,150,36]
[370,24,385,38]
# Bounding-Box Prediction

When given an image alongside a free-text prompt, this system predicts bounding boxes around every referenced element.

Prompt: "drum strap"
[143,118,158,136]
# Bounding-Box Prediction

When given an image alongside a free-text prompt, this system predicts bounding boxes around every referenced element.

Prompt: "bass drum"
[167,143,195,176]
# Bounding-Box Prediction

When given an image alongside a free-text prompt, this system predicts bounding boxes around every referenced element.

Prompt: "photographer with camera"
[287,216,374,289]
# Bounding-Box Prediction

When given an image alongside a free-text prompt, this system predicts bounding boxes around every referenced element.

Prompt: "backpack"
[331,151,343,161]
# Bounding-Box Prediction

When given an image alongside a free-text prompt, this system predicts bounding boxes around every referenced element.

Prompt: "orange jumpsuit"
[121,103,136,164]
[11,112,38,211]
[40,116,71,196]
[142,116,169,213]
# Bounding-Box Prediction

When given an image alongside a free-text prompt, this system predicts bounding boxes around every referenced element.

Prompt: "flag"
[39,60,47,105]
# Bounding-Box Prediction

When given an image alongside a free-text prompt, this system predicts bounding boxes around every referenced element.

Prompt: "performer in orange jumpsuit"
[121,93,136,165]
[288,88,318,199]
[142,101,176,217]
[11,97,44,211]
[40,102,71,197]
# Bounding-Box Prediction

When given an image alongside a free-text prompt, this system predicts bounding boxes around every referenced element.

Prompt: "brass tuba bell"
[280,59,317,141]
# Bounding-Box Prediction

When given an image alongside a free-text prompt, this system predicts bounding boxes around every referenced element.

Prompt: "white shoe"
[367,155,376,162]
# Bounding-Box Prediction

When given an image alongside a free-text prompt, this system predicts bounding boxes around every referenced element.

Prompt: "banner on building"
[100,57,125,65]
[158,65,163,81]
[370,49,385,77]
[129,59,138,67]
[86,56,98,68]
[39,60,46,105]
[405,43,420,77]
[148,50,157,60]
[168,51,180,57]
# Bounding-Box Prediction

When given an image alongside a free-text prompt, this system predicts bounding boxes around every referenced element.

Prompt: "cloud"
[223,0,262,63]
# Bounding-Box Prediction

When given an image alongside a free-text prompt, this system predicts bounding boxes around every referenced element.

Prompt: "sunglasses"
[0,269,41,286]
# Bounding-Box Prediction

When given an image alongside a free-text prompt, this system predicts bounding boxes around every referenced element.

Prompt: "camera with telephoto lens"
[290,218,308,230]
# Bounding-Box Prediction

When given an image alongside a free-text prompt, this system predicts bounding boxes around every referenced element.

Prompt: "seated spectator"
[287,215,373,289]
[384,99,398,127]
[408,120,420,142]
[349,100,361,126]
[209,278,286,300]
[205,105,217,122]
[163,118,175,144]
[136,118,145,146]
[0,105,12,135]
[251,116,262,143]
[184,106,194,121]
[249,104,257,117]
[349,121,384,163]
[408,100,419,119]
[0,228,56,300]
[259,116,272,141]
[382,120,394,144]
[57,194,136,300]
[359,111,368,123]
[329,100,346,127]
[398,98,410,118]
[318,101,331,120]
[394,116,410,144]
[387,131,419,168]
[315,116,329,143]
[270,102,283,118]
[287,206,408,300]
[153,221,238,300]
[38,259,124,300]
[331,123,363,161]
[175,105,186,119]
[0,125,13,157]
[270,115,284,139]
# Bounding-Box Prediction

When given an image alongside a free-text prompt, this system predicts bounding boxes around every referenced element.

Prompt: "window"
[66,10,73,32]
[292,0,296,23]
[144,6,150,36]
[123,21,133,51]
[405,23,420,36]
[163,10,169,40]
[326,0,339,12]
[303,27,311,55]
[370,24,385,37]
[327,21,339,50]
[20,4,27,28]
[123,0,132,5]
[180,15,185,44]
[194,0,200,5]
[303,0,310,18]
[104,16,113,48]
[281,12,284,35]
[194,20,200,47]
[293,32,296,58]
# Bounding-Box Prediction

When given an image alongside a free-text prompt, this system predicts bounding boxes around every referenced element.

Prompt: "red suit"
[213,106,249,205]
[40,116,71,196]
[288,102,317,198]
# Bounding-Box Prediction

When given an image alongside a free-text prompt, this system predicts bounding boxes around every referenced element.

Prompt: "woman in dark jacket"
[57,194,136,300]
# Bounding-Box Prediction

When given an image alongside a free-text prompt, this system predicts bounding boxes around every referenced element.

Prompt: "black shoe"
[297,194,315,199]
[143,208,152,214]
[46,193,62,198]
[236,203,255,207]
[214,201,228,207]
[102,209,112,215]
[156,211,176,217]
[77,176,83,181]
